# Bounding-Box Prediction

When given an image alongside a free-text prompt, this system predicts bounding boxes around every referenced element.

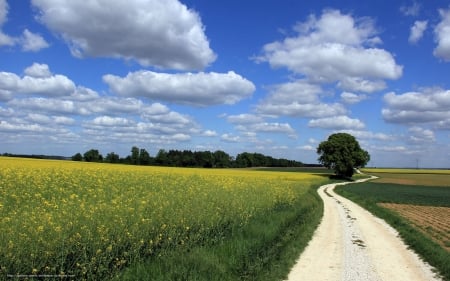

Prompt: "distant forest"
[2,146,320,168]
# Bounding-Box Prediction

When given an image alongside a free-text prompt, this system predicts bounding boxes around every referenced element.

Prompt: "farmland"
[335,169,450,280]
[0,157,328,280]
[362,168,450,186]
[379,203,450,251]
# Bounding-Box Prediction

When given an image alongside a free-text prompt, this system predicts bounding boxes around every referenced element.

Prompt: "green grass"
[335,181,450,281]
[340,182,450,207]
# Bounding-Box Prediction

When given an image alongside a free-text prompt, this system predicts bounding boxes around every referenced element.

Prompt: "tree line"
[71,146,304,168]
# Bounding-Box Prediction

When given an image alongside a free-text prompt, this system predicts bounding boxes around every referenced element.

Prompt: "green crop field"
[336,169,450,280]
[0,157,330,280]
[339,182,450,207]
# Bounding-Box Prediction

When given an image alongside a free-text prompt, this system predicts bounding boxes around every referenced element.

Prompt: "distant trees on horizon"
[70,146,305,168]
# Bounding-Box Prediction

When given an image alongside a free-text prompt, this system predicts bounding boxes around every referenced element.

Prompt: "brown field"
[368,173,450,187]
[379,203,450,251]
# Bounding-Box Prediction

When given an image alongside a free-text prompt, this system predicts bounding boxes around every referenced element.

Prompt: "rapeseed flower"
[0,156,324,279]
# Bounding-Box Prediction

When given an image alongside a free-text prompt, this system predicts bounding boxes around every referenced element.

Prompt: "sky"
[1,0,450,168]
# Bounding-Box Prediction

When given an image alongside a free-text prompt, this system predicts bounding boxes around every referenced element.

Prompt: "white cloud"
[0,1,49,51]
[221,133,240,143]
[338,129,395,141]
[408,126,435,143]
[340,92,367,104]
[257,9,402,93]
[409,20,427,44]
[376,145,408,153]
[103,70,255,107]
[25,113,75,126]
[54,116,75,125]
[70,87,99,101]
[400,2,421,17]
[0,120,48,133]
[8,97,78,115]
[90,116,135,127]
[143,110,192,126]
[0,64,75,98]
[24,63,52,78]
[256,80,346,118]
[308,115,365,130]
[32,0,216,70]
[337,77,386,93]
[297,145,315,151]
[226,114,264,124]
[0,0,14,47]
[20,29,49,52]
[226,113,297,138]
[434,8,450,61]
[248,122,296,136]
[382,88,450,127]
[202,130,217,137]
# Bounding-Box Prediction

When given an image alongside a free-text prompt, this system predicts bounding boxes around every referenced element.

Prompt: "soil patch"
[379,203,450,251]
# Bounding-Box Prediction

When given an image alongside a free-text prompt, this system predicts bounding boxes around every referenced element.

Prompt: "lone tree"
[317,133,370,178]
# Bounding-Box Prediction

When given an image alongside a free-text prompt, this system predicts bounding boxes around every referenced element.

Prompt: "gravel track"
[286,177,442,281]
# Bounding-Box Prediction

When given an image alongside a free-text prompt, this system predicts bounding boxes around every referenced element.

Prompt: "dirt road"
[286,177,442,281]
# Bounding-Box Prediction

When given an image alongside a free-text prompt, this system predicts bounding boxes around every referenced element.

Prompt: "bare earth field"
[363,170,450,187]
[379,203,450,251]
[286,178,442,281]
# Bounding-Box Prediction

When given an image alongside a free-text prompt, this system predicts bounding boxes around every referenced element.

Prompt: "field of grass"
[0,157,329,280]
[339,182,450,206]
[335,169,450,280]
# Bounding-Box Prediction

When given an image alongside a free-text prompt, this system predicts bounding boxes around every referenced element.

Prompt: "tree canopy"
[317,133,370,178]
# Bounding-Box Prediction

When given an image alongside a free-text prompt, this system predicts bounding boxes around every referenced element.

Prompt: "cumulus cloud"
[297,145,315,151]
[408,126,435,143]
[256,80,346,118]
[340,92,367,104]
[382,88,450,127]
[221,133,240,143]
[202,130,217,137]
[226,113,264,124]
[0,0,14,47]
[32,0,216,70]
[256,9,402,93]
[226,113,297,138]
[308,115,365,130]
[20,29,49,52]
[24,63,52,78]
[0,63,75,98]
[252,122,296,136]
[103,70,255,107]
[89,116,135,127]
[434,8,450,61]
[409,20,427,44]
[0,1,49,51]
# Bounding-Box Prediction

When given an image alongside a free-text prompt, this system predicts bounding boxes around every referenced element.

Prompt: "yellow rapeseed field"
[0,157,324,279]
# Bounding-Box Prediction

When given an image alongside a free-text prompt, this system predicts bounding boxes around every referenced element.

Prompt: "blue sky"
[1,0,450,167]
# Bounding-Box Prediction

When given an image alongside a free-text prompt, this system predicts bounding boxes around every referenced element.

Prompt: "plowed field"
[379,203,450,251]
